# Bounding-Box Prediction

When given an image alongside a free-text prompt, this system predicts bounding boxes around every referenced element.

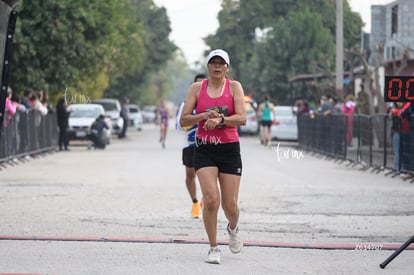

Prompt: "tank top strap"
[200,79,208,95]
[223,78,231,96]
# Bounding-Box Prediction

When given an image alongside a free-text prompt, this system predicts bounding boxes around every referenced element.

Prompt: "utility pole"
[336,0,344,99]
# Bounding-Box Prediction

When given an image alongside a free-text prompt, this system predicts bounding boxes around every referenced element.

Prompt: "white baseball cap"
[207,49,230,66]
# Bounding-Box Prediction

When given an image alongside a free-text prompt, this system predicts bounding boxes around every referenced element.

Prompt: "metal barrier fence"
[297,113,413,175]
[297,114,347,159]
[0,110,58,163]
[1,109,412,177]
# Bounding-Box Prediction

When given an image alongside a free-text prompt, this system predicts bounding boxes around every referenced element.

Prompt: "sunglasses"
[209,60,227,66]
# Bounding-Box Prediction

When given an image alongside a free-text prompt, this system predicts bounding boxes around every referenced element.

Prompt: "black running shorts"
[261,120,272,128]
[182,146,195,167]
[194,140,242,176]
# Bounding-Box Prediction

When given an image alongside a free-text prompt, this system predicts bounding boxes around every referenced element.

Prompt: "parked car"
[271,106,298,141]
[127,104,143,131]
[238,97,259,135]
[67,104,112,144]
[91,98,124,136]
[142,105,157,123]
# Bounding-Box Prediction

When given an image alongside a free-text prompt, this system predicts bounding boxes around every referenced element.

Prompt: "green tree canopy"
[205,0,363,104]
[249,10,335,103]
[104,0,177,104]
[10,0,176,105]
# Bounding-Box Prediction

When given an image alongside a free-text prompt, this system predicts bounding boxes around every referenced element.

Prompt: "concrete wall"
[370,0,414,69]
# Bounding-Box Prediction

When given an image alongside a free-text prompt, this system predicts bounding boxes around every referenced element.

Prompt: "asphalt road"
[0,121,413,274]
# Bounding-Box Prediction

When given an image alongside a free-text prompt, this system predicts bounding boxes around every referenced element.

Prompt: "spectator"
[331,97,343,114]
[9,90,24,156]
[16,91,31,153]
[88,114,109,149]
[342,95,356,146]
[41,90,54,114]
[30,92,48,144]
[30,92,48,115]
[400,102,414,118]
[56,97,71,151]
[11,93,26,112]
[4,87,18,127]
[298,101,311,116]
[292,96,304,115]
[20,88,33,110]
[327,96,343,154]
[321,96,342,116]
[399,102,414,178]
[119,97,129,139]
[318,95,334,116]
[389,102,403,171]
[1,87,19,157]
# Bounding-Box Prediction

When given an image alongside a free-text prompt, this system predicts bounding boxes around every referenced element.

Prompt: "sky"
[153,0,395,67]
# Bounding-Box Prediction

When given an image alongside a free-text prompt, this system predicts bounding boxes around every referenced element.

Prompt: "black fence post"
[383,114,388,168]
[356,115,361,163]
[0,1,19,140]
[369,116,373,166]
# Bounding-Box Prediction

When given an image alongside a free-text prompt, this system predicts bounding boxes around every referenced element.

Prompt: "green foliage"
[249,11,335,103]
[10,0,176,106]
[12,1,120,93]
[205,0,363,104]
[8,0,363,107]
[297,0,363,49]
[104,1,177,104]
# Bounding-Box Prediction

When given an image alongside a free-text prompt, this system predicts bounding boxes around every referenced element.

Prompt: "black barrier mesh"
[371,114,393,170]
[400,119,414,173]
[0,109,57,163]
[298,113,414,175]
[357,115,372,166]
[298,114,346,159]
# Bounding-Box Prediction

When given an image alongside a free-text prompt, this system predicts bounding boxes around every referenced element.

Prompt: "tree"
[10,0,176,106]
[104,0,177,104]
[204,0,363,104]
[250,10,335,103]
[11,1,130,95]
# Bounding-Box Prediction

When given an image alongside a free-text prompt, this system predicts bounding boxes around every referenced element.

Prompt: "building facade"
[369,0,414,75]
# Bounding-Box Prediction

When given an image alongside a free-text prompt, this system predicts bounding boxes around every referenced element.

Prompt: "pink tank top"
[196,79,239,144]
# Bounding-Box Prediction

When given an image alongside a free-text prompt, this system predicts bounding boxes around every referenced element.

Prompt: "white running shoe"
[227,223,243,253]
[205,247,221,264]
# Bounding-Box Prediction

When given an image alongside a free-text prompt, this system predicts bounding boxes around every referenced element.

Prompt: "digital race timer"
[384,76,414,102]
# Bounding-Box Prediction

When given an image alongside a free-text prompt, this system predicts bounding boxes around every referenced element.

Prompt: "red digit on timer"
[388,78,402,100]
[405,78,414,100]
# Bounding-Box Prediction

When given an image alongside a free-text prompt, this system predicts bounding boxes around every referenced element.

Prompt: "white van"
[91,98,124,136]
[127,104,143,131]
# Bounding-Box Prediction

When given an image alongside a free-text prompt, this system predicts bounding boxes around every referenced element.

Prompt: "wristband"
[220,115,224,124]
